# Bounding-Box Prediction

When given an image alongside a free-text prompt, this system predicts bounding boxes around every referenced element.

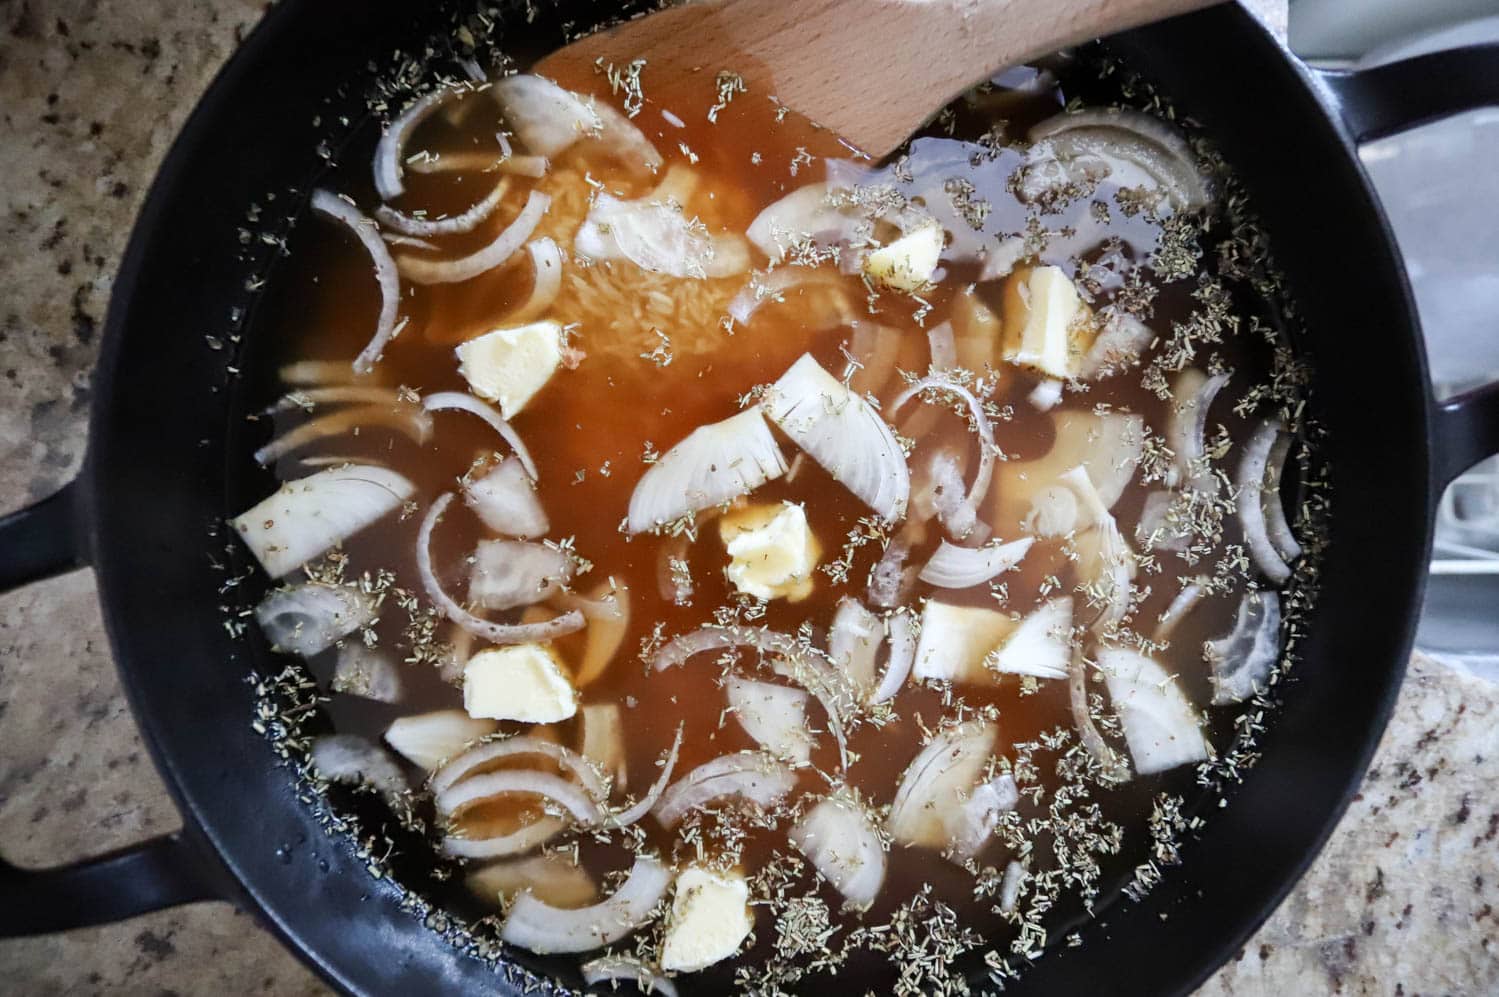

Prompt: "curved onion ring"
[652,752,797,829]
[918,537,1034,589]
[374,178,510,238]
[556,582,631,687]
[889,376,996,538]
[397,190,550,285]
[1153,577,1208,644]
[581,957,678,997]
[373,85,480,201]
[1236,420,1294,585]
[610,724,684,828]
[422,391,538,479]
[417,493,585,645]
[727,266,848,327]
[1166,369,1229,491]
[1068,646,1129,783]
[254,403,431,466]
[788,795,887,910]
[430,735,609,799]
[507,237,564,324]
[436,769,604,825]
[309,190,403,374]
[443,816,565,859]
[1264,427,1304,563]
[271,386,407,412]
[407,149,550,178]
[871,608,916,704]
[1028,108,1211,211]
[279,359,382,386]
[500,853,672,954]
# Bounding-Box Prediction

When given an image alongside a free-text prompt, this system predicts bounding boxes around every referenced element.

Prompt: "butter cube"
[718,501,821,602]
[1001,265,1095,379]
[863,223,942,292]
[463,644,577,723]
[659,866,753,972]
[455,320,563,419]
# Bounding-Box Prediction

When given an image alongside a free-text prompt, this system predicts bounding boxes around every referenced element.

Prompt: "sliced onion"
[506,237,564,324]
[1206,589,1281,704]
[725,675,814,765]
[1166,368,1229,491]
[828,597,882,697]
[374,178,510,237]
[1069,646,1130,783]
[1153,577,1208,644]
[1099,647,1210,776]
[310,734,406,798]
[1027,378,1064,411]
[577,192,749,279]
[986,596,1073,680]
[468,853,598,910]
[279,359,382,387]
[867,532,916,609]
[397,190,550,285]
[611,724,684,828]
[652,752,797,828]
[872,607,916,704]
[728,266,847,327]
[1135,489,1190,554]
[562,582,631,687]
[1063,466,1137,633]
[1237,420,1295,585]
[890,375,996,536]
[468,539,574,611]
[927,321,958,371]
[577,703,627,789]
[1026,108,1211,211]
[919,537,1034,588]
[232,464,415,578]
[763,353,910,522]
[374,86,472,201]
[948,774,1019,860]
[423,391,538,479]
[310,190,402,374]
[581,957,678,997]
[626,409,787,534]
[383,710,497,771]
[999,860,1027,914]
[1263,430,1304,564]
[254,582,375,657]
[847,322,904,399]
[1080,310,1154,380]
[431,733,610,799]
[443,816,566,859]
[888,720,996,848]
[746,182,864,261]
[500,853,672,954]
[463,456,548,537]
[996,410,1144,535]
[254,403,432,466]
[492,74,662,172]
[270,386,407,412]
[383,232,441,251]
[789,794,887,910]
[331,642,403,703]
[417,493,585,645]
[436,769,604,824]
[408,149,550,177]
[657,531,694,605]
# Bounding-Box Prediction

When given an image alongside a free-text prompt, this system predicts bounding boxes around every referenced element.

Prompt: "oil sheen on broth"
[234,52,1310,993]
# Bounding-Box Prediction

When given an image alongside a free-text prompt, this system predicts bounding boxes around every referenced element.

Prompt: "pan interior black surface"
[82,2,1430,995]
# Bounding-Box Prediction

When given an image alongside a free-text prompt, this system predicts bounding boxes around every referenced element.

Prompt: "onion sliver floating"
[652,752,797,829]
[308,190,403,374]
[500,853,673,955]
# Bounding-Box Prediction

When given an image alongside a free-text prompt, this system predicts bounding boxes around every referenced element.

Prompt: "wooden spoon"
[539,0,1223,159]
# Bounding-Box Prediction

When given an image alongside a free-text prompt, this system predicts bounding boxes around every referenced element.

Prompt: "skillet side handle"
[0,481,86,592]
[1311,43,1499,144]
[1433,383,1499,490]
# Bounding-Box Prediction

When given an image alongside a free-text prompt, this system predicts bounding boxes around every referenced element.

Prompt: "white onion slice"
[309,190,402,374]
[417,493,585,645]
[724,675,814,765]
[331,642,403,703]
[847,322,904,399]
[423,391,538,479]
[463,456,547,537]
[1080,310,1154,380]
[999,861,1027,914]
[397,190,550,285]
[232,464,414,578]
[1166,368,1229,491]
[507,237,564,324]
[407,149,549,177]
[374,178,510,237]
[581,957,679,997]
[1135,489,1191,554]
[492,74,662,171]
[577,703,627,789]
[270,386,406,412]
[927,321,958,371]
[577,192,749,279]
[500,853,672,954]
[1099,647,1210,776]
[1153,577,1208,644]
[254,583,375,657]
[468,539,573,611]
[1263,430,1304,564]
[728,266,848,328]
[254,403,432,466]
[890,375,996,537]
[383,232,441,251]
[789,794,887,909]
[374,87,472,201]
[888,720,996,849]
[310,734,406,798]
[383,710,497,771]
[443,816,566,859]
[867,533,916,609]
[1027,378,1064,411]
[919,537,1034,588]
[468,853,598,910]
[1063,466,1137,633]
[626,409,787,534]
[431,734,609,800]
[1069,647,1130,783]
[561,582,631,688]
[1206,589,1282,704]
[827,597,881,698]
[763,353,909,522]
[1237,420,1295,585]
[436,769,604,824]
[652,752,797,828]
[986,596,1073,680]
[279,359,382,387]
[948,774,1019,860]
[746,182,863,262]
[871,607,916,704]
[611,724,684,828]
[1026,108,1211,211]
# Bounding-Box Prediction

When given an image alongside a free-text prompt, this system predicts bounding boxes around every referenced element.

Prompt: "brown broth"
[249,54,1305,991]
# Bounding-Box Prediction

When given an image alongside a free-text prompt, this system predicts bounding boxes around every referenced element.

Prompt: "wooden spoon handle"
[540,0,1223,157]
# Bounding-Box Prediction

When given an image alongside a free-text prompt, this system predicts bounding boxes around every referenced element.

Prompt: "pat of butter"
[455,320,563,419]
[1001,265,1094,380]
[463,644,577,723]
[863,223,943,292]
[659,866,754,973]
[718,501,821,602]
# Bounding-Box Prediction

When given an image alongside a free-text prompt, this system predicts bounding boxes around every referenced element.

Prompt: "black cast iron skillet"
[2,2,1497,993]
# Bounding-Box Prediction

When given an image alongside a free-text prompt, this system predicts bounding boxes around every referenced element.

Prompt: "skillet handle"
[1312,45,1499,488]
[0,484,230,934]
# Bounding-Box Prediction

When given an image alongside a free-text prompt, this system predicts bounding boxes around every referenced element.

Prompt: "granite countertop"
[0,2,1494,994]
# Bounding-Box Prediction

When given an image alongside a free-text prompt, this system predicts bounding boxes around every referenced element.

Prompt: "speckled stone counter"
[0,2,1493,995]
